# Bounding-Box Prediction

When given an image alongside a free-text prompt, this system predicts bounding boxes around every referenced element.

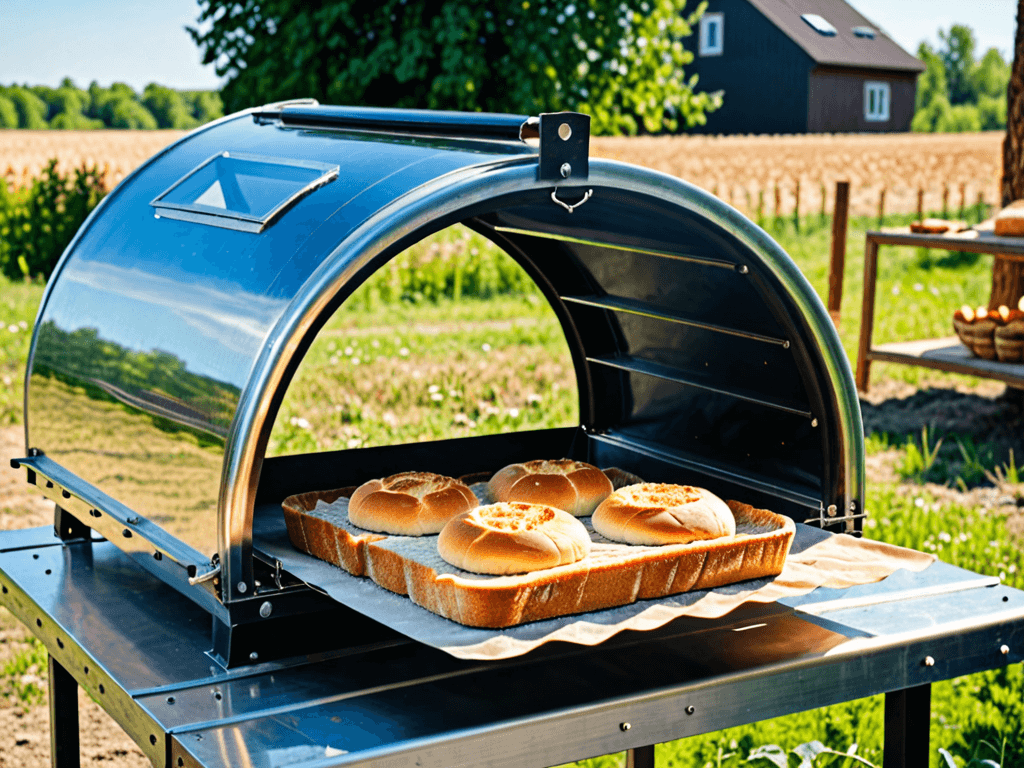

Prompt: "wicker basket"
[954,315,997,359]
[995,314,1024,363]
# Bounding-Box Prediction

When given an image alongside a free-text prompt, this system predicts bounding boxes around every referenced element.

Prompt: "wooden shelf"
[867,336,1024,388]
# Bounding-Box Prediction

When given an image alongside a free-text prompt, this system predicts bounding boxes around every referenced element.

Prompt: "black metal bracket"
[537,112,590,182]
[54,505,90,543]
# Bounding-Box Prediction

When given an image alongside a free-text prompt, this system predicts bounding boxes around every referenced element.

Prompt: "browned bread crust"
[348,472,477,535]
[995,201,1024,236]
[488,459,613,516]
[282,489,795,628]
[437,502,590,574]
[591,483,736,545]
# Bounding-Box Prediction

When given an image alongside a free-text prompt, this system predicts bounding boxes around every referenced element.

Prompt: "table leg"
[856,238,879,392]
[626,745,655,768]
[48,655,80,768]
[883,684,930,768]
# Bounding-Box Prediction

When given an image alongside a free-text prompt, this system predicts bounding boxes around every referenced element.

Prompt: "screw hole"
[213,691,222,700]
[1,586,6,593]
[99,684,105,694]
[57,639,64,649]
[36,618,42,628]
[45,569,51,575]
[32,554,39,560]
[178,758,184,767]
[167,696,175,704]
[83,666,89,674]
[558,123,572,140]
[150,735,157,745]
[1004,596,1010,602]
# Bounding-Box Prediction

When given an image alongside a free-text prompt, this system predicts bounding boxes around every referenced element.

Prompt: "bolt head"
[1001,644,1010,655]
[249,651,259,661]
[923,655,935,667]
[560,162,572,179]
[237,581,248,594]
[259,601,272,618]
[619,722,631,731]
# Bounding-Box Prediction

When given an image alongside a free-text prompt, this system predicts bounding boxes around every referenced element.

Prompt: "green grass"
[0,636,48,708]
[0,276,43,426]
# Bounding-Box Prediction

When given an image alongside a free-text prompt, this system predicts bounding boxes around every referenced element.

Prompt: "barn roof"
[747,0,926,72]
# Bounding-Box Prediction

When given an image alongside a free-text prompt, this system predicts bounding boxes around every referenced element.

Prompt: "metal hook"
[550,188,593,214]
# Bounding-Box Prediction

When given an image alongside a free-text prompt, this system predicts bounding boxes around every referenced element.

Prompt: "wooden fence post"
[916,188,924,222]
[827,180,851,327]
[877,188,886,229]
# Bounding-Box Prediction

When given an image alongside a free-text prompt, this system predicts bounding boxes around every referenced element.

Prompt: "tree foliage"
[913,26,1010,133]
[0,78,223,130]
[189,0,721,135]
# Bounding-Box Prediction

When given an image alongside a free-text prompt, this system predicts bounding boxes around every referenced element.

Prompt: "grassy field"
[1,211,1022,767]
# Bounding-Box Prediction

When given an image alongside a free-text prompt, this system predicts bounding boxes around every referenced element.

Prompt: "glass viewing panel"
[152,152,338,232]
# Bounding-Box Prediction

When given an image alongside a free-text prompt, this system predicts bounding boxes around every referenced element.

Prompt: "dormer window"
[700,13,724,56]
[852,26,876,39]
[801,14,837,36]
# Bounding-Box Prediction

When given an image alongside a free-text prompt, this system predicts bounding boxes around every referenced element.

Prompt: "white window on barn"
[699,13,724,56]
[864,81,890,121]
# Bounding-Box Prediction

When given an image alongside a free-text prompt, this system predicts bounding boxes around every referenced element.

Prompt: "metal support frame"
[48,655,80,768]
[884,685,931,768]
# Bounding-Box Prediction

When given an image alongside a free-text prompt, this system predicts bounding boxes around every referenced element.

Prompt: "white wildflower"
[399,347,410,357]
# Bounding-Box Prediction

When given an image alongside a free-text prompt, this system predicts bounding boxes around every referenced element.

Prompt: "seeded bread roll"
[437,502,591,575]
[348,471,477,535]
[488,459,613,516]
[592,483,736,546]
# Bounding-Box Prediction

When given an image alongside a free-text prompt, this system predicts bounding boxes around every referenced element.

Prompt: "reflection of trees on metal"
[993,0,1024,309]
[188,0,721,135]
[32,321,239,437]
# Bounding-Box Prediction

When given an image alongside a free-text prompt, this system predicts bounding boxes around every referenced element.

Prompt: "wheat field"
[0,128,1004,217]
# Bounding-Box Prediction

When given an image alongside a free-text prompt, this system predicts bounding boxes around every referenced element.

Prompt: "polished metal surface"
[2,527,1023,768]
[26,105,865,609]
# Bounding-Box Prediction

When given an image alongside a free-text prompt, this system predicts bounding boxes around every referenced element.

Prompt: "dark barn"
[686,0,925,134]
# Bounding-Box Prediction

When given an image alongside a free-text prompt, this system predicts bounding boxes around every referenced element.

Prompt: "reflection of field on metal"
[0,426,52,530]
[27,375,222,556]
[592,132,1003,219]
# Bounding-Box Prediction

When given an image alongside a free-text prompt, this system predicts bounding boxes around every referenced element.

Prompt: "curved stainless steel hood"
[22,105,864,627]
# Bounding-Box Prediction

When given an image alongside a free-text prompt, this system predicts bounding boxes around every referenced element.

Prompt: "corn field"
[0,129,1004,219]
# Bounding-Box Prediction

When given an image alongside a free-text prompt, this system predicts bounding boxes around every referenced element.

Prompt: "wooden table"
[856,228,1024,391]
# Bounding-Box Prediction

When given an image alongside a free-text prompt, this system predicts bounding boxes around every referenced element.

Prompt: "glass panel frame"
[151,151,339,233]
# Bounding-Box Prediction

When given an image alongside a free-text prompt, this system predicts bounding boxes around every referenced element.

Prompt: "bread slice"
[283,486,795,628]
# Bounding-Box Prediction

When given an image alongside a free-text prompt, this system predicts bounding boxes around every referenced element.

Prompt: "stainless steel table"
[2,525,1023,768]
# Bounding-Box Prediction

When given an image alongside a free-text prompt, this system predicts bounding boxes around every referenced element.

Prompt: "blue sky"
[0,0,1017,92]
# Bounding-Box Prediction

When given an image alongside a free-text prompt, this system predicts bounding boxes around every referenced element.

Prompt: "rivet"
[782,340,791,349]
[686,705,695,715]
[249,651,259,661]
[558,123,572,140]
[1001,644,1010,655]
[619,722,631,731]
[811,418,818,427]
[560,162,572,179]
[923,656,935,667]
[850,501,857,511]
[237,581,248,594]
[259,601,272,618]
[736,264,749,274]
[827,504,837,517]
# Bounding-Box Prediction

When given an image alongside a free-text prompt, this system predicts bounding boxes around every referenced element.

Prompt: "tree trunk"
[991,0,1024,309]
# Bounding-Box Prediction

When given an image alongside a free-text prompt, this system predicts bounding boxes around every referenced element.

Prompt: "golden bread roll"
[995,201,1024,237]
[437,502,591,575]
[488,459,613,516]
[348,471,477,535]
[592,483,736,546]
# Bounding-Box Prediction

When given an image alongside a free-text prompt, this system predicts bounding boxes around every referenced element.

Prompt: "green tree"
[0,95,17,128]
[185,90,224,123]
[142,83,200,129]
[86,82,159,129]
[188,0,720,135]
[938,24,977,104]
[4,87,48,129]
[972,47,1011,100]
[915,42,948,113]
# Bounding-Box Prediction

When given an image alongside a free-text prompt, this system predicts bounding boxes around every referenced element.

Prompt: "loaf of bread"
[437,502,590,575]
[591,483,736,545]
[488,459,613,516]
[911,218,966,234]
[995,200,1024,236]
[283,487,795,628]
[348,471,477,535]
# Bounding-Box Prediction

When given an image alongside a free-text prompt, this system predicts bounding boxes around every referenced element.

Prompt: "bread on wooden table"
[348,471,477,535]
[995,200,1024,236]
[591,483,736,545]
[488,459,613,516]
[437,502,590,575]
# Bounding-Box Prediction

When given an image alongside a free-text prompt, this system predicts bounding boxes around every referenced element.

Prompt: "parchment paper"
[255,498,935,661]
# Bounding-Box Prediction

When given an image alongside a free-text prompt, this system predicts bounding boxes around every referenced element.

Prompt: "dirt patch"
[1,425,148,768]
